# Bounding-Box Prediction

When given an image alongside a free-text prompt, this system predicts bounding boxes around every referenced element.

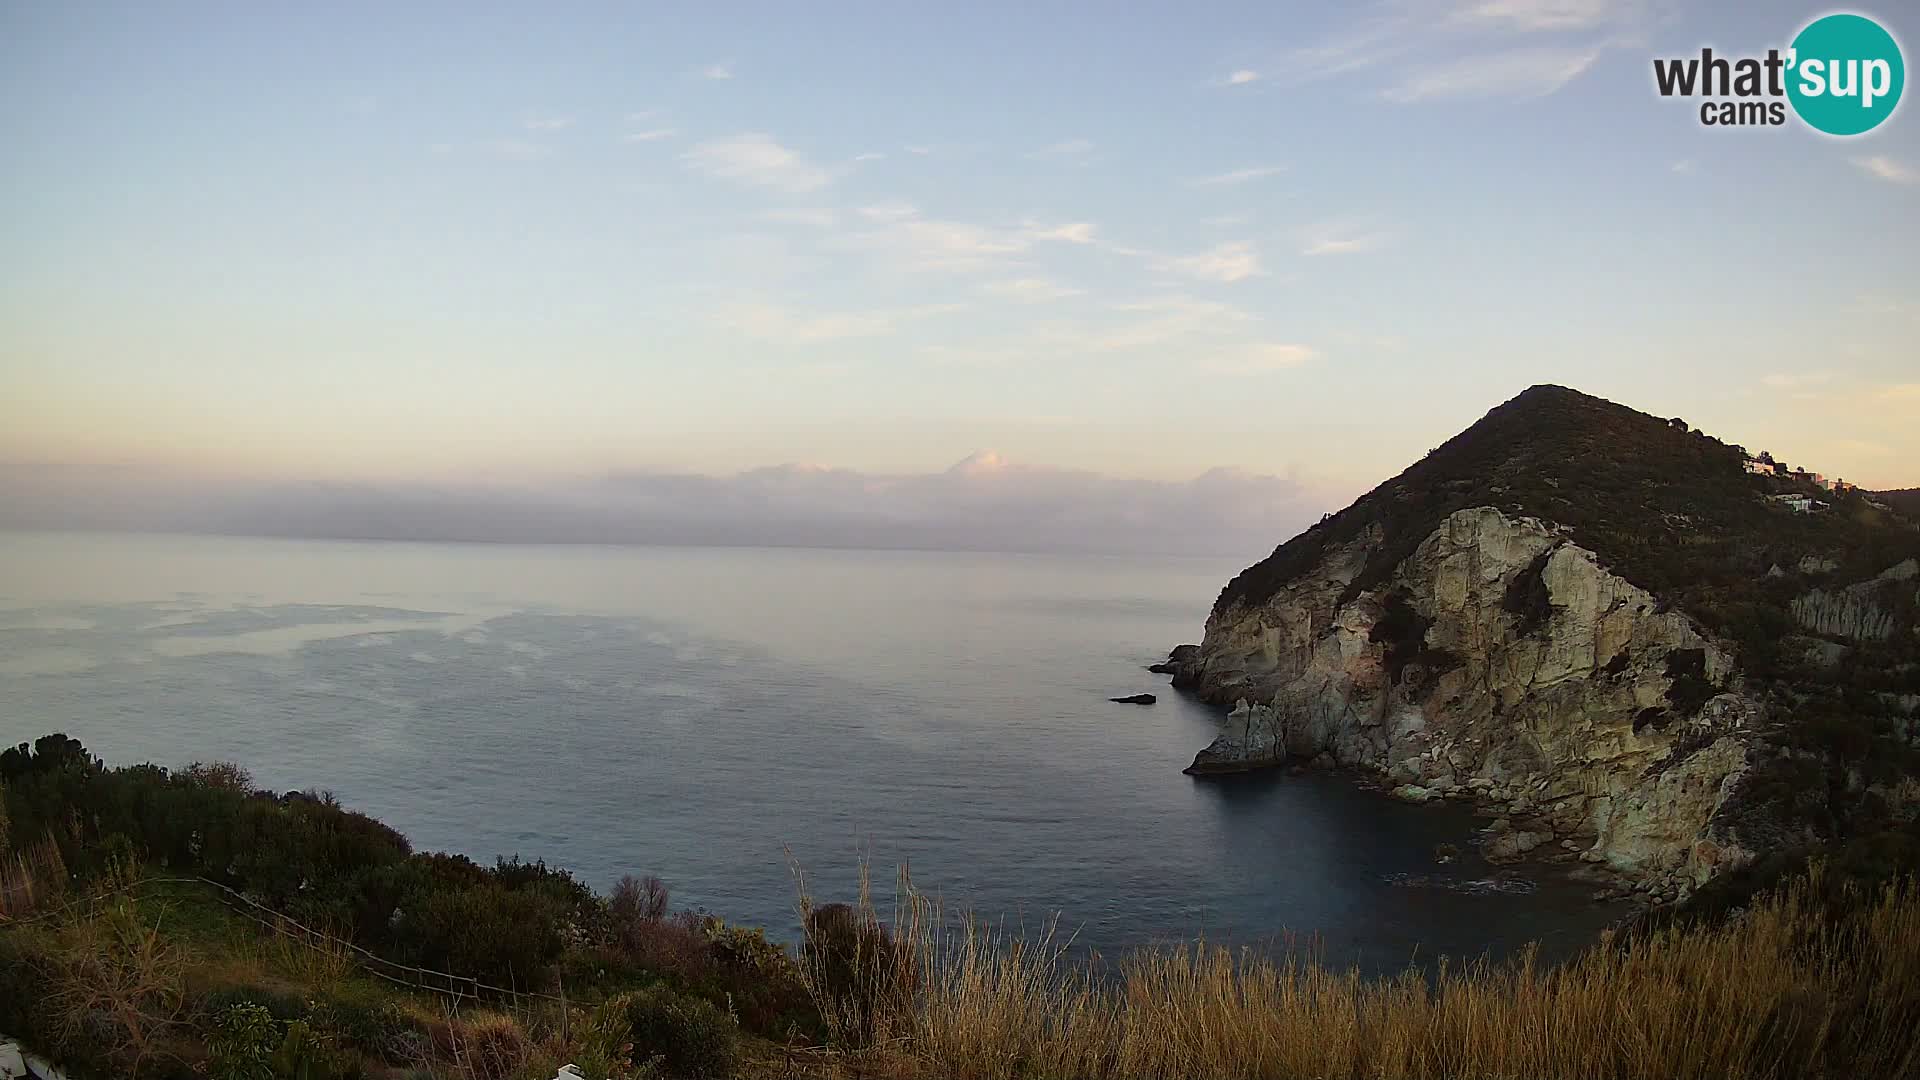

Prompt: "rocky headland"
[1163,386,1920,904]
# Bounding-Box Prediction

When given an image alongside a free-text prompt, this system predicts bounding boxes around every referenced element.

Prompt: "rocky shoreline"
[1153,588,1714,915]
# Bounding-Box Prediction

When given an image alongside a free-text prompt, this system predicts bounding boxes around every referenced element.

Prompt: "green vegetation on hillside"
[1220,385,1920,628]
[0,734,817,1079]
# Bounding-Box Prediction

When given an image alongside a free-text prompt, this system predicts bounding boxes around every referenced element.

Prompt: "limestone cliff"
[1171,386,1920,899]
[1179,506,1761,895]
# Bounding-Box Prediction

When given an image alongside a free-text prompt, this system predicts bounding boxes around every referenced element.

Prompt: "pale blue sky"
[3,0,1916,509]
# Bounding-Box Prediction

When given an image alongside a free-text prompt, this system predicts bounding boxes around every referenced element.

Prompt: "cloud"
[1225,69,1262,85]
[1853,156,1918,185]
[520,111,575,131]
[853,151,886,162]
[1025,221,1099,244]
[1761,372,1834,389]
[1302,235,1386,256]
[1190,165,1286,186]
[1204,343,1317,375]
[858,201,920,222]
[725,301,965,344]
[1157,242,1264,283]
[1451,0,1625,32]
[683,133,832,193]
[0,461,1322,557]
[982,278,1085,303]
[1672,159,1696,175]
[1300,222,1391,256]
[846,205,1030,272]
[1271,1,1639,100]
[702,62,734,79]
[1383,47,1600,101]
[621,128,679,142]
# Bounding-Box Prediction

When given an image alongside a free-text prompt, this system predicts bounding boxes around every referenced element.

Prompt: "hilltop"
[1222,385,1918,650]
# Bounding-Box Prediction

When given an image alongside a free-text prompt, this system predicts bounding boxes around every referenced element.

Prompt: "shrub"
[197,985,313,1026]
[391,879,567,990]
[181,760,258,794]
[208,1003,278,1080]
[802,902,911,1047]
[700,916,819,1039]
[445,1013,531,1080]
[39,901,189,1075]
[605,986,739,1079]
[602,906,716,983]
[272,1017,365,1080]
[307,994,415,1063]
[612,874,671,926]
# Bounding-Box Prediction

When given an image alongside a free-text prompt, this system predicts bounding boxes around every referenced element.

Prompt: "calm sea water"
[0,530,1619,971]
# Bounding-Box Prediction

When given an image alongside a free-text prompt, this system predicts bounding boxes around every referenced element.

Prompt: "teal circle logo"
[1786,13,1904,136]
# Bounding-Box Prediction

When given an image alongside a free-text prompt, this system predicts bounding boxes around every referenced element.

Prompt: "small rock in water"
[1434,842,1460,864]
[1109,693,1157,705]
[1391,784,1434,803]
[1385,872,1537,896]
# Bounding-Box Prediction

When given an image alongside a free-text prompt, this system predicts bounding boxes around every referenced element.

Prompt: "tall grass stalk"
[795,864,1920,1079]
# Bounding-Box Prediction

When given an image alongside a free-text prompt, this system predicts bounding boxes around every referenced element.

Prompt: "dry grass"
[793,865,1920,1080]
[37,899,190,1077]
[251,911,360,990]
[0,833,69,920]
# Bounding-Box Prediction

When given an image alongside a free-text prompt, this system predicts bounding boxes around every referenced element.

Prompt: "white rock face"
[1186,507,1765,895]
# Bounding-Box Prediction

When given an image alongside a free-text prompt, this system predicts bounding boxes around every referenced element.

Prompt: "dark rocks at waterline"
[1182,755,1269,776]
[1148,644,1203,688]
[1109,693,1157,705]
[1183,699,1287,776]
[1146,643,1197,673]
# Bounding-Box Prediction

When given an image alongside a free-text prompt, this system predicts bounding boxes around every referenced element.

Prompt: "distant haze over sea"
[0,456,1327,558]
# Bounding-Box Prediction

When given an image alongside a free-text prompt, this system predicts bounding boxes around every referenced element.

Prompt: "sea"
[0,530,1621,973]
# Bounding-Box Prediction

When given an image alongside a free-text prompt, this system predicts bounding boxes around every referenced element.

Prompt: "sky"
[2,0,1916,554]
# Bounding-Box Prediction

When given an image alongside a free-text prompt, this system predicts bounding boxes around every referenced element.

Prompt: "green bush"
[700,916,820,1039]
[306,994,415,1063]
[209,1003,279,1080]
[602,985,739,1079]
[270,1018,364,1080]
[198,985,312,1026]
